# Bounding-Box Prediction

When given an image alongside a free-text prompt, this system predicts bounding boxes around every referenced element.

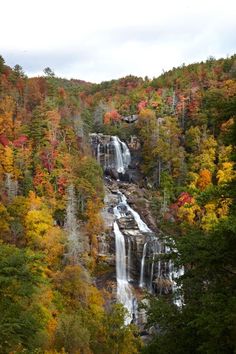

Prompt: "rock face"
[92,134,183,323]
[90,133,142,182]
[97,184,176,298]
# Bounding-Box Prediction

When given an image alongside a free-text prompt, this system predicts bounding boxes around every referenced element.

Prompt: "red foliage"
[138,100,147,111]
[13,135,28,148]
[177,192,194,206]
[57,176,67,195]
[169,192,194,220]
[40,149,57,172]
[0,135,9,147]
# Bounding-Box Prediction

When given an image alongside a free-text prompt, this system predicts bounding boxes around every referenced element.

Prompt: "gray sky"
[1,0,236,83]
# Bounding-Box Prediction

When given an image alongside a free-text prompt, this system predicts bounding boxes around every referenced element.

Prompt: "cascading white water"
[114,190,184,302]
[168,260,184,307]
[92,134,185,314]
[114,221,133,323]
[112,137,125,173]
[128,238,132,282]
[166,245,185,306]
[149,254,155,292]
[114,192,152,291]
[111,136,131,174]
[140,242,148,288]
[119,194,151,233]
[149,239,161,292]
[120,140,131,169]
[97,143,100,164]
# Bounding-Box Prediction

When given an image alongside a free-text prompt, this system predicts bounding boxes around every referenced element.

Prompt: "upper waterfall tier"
[90,134,131,176]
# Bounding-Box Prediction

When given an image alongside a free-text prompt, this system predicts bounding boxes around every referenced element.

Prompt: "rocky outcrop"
[90,133,142,183]
[97,182,174,296]
[93,135,183,320]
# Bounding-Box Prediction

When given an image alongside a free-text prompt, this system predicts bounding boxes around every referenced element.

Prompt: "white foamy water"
[114,221,134,323]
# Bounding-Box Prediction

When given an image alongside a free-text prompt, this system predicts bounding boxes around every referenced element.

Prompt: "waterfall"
[91,133,185,323]
[118,193,151,233]
[111,136,131,174]
[112,136,126,173]
[114,221,133,323]
[114,189,184,303]
[97,143,100,164]
[90,134,131,175]
[120,140,131,169]
[169,262,185,307]
[127,238,132,282]
[149,254,155,292]
[139,242,147,288]
[166,245,185,306]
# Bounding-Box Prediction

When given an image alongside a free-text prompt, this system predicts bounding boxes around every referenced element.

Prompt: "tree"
[97,304,141,354]
[0,55,5,73]
[0,244,50,353]
[196,169,212,190]
[54,312,91,354]
[44,67,55,77]
[143,120,236,354]
[143,216,236,354]
[0,96,15,138]
[104,110,121,125]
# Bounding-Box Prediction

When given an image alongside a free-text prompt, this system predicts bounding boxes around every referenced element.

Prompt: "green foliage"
[0,53,236,353]
[0,244,48,353]
[144,216,236,354]
[92,304,142,354]
[54,312,91,353]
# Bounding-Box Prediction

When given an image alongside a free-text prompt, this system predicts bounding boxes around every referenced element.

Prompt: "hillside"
[0,53,235,353]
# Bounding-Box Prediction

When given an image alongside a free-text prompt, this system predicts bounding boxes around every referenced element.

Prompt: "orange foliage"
[103,110,121,125]
[86,198,104,258]
[196,169,212,190]
[0,96,15,137]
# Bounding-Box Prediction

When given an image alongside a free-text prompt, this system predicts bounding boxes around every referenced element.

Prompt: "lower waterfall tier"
[97,182,183,324]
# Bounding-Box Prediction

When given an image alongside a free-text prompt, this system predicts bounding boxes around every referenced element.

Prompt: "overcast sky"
[1,0,235,83]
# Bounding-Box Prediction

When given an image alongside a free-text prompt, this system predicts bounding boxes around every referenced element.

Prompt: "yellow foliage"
[218,145,233,163]
[25,209,53,247]
[217,198,232,218]
[217,162,236,184]
[41,227,65,268]
[0,202,11,236]
[191,135,217,173]
[2,146,14,174]
[201,203,218,231]
[177,202,201,224]
[85,198,104,258]
[87,285,105,318]
[54,265,90,309]
[27,190,43,209]
[188,171,199,189]
[138,108,156,120]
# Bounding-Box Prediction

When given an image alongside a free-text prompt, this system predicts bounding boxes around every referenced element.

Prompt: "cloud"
[2,48,93,74]
[0,0,235,82]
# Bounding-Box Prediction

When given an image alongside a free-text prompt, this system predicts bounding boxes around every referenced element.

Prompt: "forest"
[0,53,235,353]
